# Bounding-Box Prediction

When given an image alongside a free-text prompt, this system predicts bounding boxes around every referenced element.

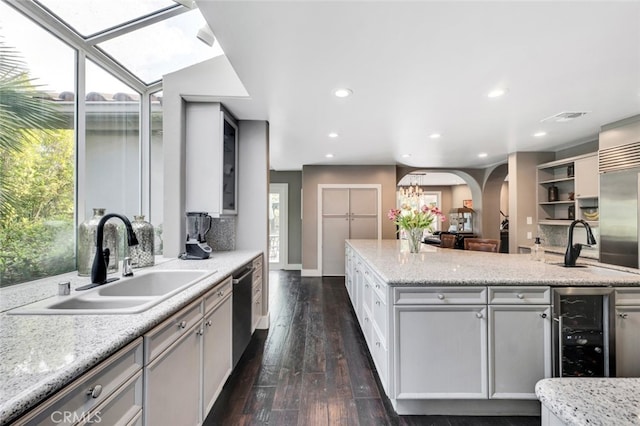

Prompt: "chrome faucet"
[564,219,597,267]
[91,214,139,284]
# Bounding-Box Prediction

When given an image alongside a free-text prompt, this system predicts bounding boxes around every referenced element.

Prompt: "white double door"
[321,186,380,275]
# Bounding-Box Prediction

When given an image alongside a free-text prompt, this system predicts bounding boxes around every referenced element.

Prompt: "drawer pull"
[475,312,483,319]
[206,320,212,327]
[437,294,445,300]
[619,313,629,319]
[376,342,381,347]
[376,284,380,289]
[516,293,524,299]
[375,301,381,306]
[540,313,547,319]
[87,384,103,399]
[197,328,204,336]
[179,321,187,329]
[365,317,369,322]
[218,290,224,297]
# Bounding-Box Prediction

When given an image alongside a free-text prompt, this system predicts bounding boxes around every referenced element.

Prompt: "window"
[0,2,76,286]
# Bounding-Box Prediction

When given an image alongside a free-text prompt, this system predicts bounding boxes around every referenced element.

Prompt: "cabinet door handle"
[475,312,483,319]
[206,320,212,327]
[540,313,547,319]
[197,328,204,336]
[375,284,380,289]
[218,290,224,297]
[376,342,381,347]
[178,321,187,329]
[619,312,628,319]
[375,301,381,306]
[87,384,103,399]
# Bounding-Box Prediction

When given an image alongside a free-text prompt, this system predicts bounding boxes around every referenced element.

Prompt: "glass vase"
[129,215,155,268]
[77,208,119,276]
[406,228,424,253]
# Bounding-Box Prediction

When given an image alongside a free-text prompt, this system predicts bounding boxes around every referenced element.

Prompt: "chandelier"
[398,182,423,199]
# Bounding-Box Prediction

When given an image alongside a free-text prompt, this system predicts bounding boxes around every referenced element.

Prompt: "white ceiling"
[198,1,640,171]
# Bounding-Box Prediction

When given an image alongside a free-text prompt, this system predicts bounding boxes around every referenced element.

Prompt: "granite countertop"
[0,250,260,425]
[347,239,640,286]
[536,378,640,425]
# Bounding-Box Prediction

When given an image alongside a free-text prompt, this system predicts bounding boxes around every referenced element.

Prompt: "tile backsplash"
[206,217,236,251]
[538,223,599,257]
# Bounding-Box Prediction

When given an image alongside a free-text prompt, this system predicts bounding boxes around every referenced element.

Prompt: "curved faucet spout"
[564,219,597,267]
[91,214,139,284]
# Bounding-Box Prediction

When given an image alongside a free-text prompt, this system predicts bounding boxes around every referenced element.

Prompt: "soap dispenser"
[531,237,545,262]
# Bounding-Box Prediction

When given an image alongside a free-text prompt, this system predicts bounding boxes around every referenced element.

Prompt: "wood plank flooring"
[204,271,541,426]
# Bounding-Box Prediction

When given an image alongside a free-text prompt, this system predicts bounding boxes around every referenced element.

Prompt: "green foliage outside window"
[0,40,75,286]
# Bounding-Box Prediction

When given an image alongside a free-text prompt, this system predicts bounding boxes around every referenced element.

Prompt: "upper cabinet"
[221,113,238,215]
[537,153,599,226]
[185,103,238,217]
[574,154,599,199]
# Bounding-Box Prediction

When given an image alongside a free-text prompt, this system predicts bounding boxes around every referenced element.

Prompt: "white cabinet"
[202,278,233,419]
[489,287,551,399]
[574,154,598,198]
[143,300,202,426]
[14,338,143,426]
[615,288,640,377]
[394,303,488,399]
[185,103,238,217]
[144,277,235,425]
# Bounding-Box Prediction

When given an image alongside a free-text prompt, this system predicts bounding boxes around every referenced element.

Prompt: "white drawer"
[14,338,143,426]
[488,286,550,304]
[144,299,202,364]
[78,371,142,426]
[372,291,387,344]
[252,255,263,271]
[370,324,388,390]
[394,287,487,305]
[616,288,640,306]
[204,277,232,314]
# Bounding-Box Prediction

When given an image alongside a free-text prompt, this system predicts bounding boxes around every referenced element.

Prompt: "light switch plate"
[527,231,532,239]
[526,216,533,225]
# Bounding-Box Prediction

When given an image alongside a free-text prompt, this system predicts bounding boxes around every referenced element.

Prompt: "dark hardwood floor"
[204,271,541,426]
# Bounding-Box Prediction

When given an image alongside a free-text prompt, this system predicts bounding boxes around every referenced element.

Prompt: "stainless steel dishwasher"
[232,264,254,367]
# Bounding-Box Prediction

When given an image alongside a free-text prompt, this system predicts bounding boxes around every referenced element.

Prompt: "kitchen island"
[345,239,640,417]
[0,250,261,425]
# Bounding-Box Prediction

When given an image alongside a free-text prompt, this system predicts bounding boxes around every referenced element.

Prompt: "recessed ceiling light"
[334,88,353,98]
[328,132,339,138]
[534,131,547,137]
[402,154,411,158]
[487,88,507,98]
[430,133,441,139]
[325,153,334,158]
[478,152,488,158]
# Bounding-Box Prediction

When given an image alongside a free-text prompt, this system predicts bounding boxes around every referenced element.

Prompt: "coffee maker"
[184,212,213,259]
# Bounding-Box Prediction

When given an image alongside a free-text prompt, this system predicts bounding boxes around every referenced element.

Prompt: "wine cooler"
[552,288,616,377]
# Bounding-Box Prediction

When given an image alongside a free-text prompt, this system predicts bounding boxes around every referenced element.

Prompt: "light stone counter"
[347,239,640,286]
[536,378,640,425]
[0,250,260,425]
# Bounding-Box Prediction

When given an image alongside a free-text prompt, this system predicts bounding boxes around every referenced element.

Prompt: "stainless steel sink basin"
[9,269,216,315]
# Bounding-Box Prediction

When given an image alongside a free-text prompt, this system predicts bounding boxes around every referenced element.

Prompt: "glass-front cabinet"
[221,113,238,214]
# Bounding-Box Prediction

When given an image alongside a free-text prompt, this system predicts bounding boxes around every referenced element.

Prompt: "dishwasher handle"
[232,267,254,284]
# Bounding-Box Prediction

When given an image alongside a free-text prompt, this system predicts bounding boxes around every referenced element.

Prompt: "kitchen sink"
[550,262,639,278]
[9,269,216,315]
[98,270,213,297]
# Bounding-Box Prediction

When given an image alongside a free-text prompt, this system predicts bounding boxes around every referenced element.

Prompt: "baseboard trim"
[285,263,302,270]
[301,269,321,277]
[256,314,270,329]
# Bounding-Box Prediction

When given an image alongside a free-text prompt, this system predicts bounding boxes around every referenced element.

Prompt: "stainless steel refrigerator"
[599,142,640,269]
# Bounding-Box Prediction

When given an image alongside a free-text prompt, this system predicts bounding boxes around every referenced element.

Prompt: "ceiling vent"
[541,111,589,123]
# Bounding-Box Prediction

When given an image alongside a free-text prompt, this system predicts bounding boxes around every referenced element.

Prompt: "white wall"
[162,56,249,257]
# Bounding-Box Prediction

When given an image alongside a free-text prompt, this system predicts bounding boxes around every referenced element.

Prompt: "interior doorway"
[269,183,288,270]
